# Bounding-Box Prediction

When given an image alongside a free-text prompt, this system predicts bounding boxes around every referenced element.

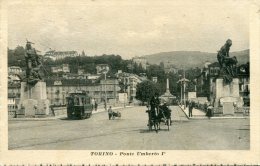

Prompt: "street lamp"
[104,71,107,111]
[177,75,183,106]
[177,71,189,108]
[101,69,108,111]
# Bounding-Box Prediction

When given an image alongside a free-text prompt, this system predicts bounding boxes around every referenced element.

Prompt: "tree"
[8,46,26,68]
[136,80,160,104]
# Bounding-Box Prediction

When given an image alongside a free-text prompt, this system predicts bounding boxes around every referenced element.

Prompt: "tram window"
[81,97,85,105]
[74,97,80,105]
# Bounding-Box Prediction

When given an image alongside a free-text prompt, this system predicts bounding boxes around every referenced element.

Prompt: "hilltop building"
[44,50,79,60]
[96,64,110,74]
[132,57,147,70]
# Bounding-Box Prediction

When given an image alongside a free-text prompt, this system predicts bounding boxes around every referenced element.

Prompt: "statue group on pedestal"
[217,39,238,83]
[25,41,42,85]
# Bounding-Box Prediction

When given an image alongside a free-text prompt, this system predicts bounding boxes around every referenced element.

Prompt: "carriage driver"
[150,93,160,117]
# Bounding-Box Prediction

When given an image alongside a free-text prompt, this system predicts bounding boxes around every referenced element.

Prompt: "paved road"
[9,106,249,150]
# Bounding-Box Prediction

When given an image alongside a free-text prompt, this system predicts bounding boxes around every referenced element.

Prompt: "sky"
[8,0,249,59]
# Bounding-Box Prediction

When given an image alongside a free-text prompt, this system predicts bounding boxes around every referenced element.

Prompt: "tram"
[66,91,93,119]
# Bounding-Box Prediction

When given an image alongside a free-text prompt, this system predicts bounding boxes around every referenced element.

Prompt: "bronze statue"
[217,39,238,83]
[25,41,42,85]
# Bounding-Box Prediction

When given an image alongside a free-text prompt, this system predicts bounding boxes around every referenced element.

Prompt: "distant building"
[128,74,143,101]
[8,83,20,111]
[8,74,21,84]
[62,64,70,73]
[87,75,100,83]
[132,57,147,70]
[208,62,220,77]
[51,64,70,73]
[46,78,120,105]
[117,72,144,102]
[44,50,79,60]
[237,63,250,106]
[51,66,62,73]
[8,66,22,74]
[62,73,87,80]
[96,64,109,74]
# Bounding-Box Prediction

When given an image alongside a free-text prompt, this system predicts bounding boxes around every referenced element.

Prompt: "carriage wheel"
[148,120,152,131]
[154,120,158,133]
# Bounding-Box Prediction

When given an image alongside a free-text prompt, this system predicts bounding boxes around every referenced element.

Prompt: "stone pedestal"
[215,78,242,115]
[216,78,239,101]
[223,102,235,115]
[19,81,49,117]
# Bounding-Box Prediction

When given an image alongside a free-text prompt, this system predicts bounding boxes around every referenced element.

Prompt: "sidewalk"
[179,105,249,120]
[9,105,134,121]
[181,105,206,119]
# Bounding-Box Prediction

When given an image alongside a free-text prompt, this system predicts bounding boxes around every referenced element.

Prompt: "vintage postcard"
[0,0,260,165]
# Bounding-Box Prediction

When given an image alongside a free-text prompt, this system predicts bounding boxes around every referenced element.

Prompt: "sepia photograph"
[1,0,260,165]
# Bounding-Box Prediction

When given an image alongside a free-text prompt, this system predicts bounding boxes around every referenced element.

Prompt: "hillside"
[143,50,249,68]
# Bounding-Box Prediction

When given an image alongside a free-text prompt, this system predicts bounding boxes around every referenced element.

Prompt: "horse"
[147,108,160,133]
[147,105,171,132]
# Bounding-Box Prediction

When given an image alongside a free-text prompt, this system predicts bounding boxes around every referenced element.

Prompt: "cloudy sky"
[8,0,249,58]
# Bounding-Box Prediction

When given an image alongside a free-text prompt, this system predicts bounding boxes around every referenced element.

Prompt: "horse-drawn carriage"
[146,104,172,132]
[111,111,121,120]
[66,91,93,120]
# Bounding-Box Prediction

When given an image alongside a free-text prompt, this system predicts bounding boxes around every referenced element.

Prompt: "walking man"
[188,101,193,117]
[108,106,113,120]
[94,101,98,111]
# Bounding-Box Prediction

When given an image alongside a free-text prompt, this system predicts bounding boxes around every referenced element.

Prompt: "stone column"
[166,78,170,93]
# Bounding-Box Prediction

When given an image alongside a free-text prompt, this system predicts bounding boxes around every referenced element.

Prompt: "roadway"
[8,106,249,150]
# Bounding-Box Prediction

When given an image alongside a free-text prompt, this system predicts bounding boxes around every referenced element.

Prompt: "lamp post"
[178,75,183,106]
[104,71,107,111]
[183,70,186,108]
[177,71,189,108]
[122,73,130,108]
[101,69,108,111]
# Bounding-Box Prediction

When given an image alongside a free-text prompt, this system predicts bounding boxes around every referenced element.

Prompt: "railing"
[235,107,250,115]
[213,107,223,114]
[8,110,16,118]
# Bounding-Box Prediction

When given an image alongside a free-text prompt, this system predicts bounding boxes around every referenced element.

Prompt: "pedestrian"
[104,101,107,111]
[108,106,113,120]
[91,99,95,110]
[94,101,98,111]
[50,105,55,116]
[206,104,213,119]
[188,101,193,117]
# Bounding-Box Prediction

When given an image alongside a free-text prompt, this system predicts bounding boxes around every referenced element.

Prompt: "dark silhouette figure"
[25,41,42,85]
[188,101,194,117]
[217,39,238,83]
